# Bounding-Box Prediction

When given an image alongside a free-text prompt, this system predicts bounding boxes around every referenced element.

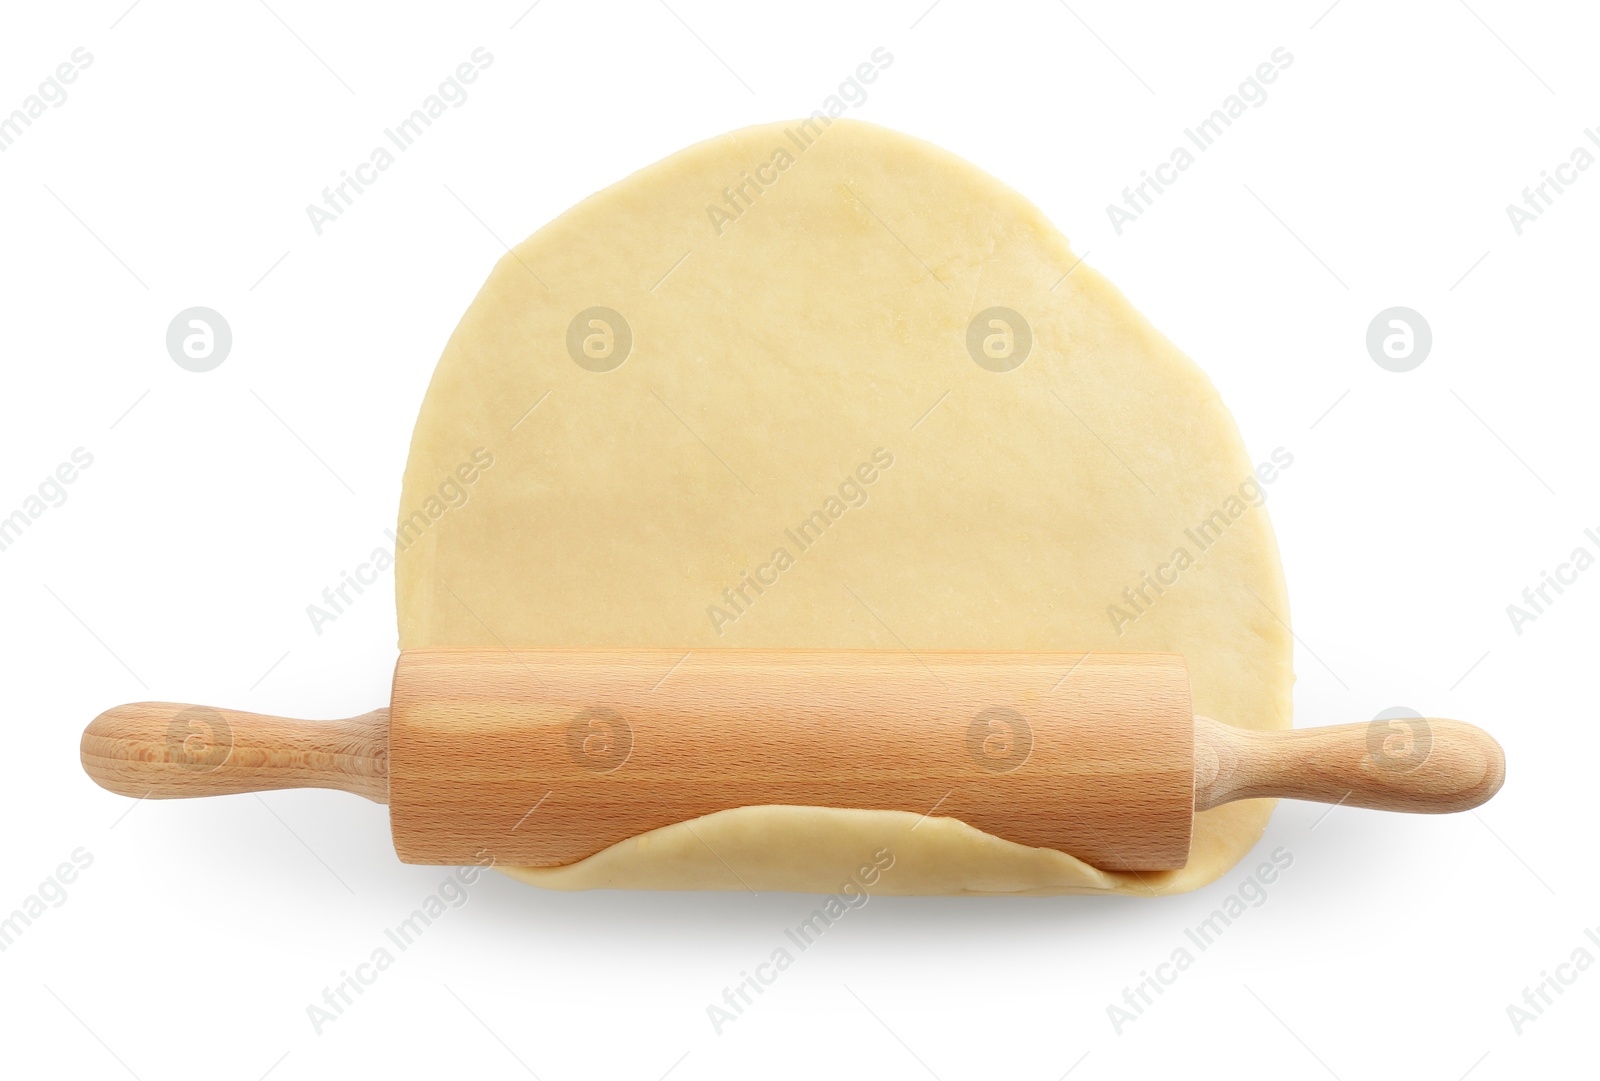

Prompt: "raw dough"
[397,119,1293,896]
[497,807,1124,896]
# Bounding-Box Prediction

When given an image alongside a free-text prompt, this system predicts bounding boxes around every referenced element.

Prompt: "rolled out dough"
[397,119,1293,896]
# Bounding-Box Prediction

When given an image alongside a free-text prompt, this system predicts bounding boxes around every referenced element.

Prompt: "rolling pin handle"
[1192,715,1505,814]
[81,702,390,804]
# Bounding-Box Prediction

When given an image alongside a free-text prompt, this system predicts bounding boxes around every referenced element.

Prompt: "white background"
[1,1,1595,1078]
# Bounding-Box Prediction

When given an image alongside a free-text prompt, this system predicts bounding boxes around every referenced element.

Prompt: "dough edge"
[495,804,1142,897]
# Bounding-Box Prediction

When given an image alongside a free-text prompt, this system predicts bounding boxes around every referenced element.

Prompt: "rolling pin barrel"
[386,649,1197,872]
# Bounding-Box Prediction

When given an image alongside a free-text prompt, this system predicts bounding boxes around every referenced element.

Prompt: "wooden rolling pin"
[79,649,1505,872]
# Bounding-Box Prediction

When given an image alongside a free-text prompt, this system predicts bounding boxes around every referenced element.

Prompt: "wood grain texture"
[386,649,1196,872]
[1192,714,1505,813]
[78,651,1507,875]
[81,702,389,803]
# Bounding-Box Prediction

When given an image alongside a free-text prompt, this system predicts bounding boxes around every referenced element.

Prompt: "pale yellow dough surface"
[398,119,1293,896]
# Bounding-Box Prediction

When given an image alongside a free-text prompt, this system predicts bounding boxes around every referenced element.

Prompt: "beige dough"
[397,118,1293,896]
